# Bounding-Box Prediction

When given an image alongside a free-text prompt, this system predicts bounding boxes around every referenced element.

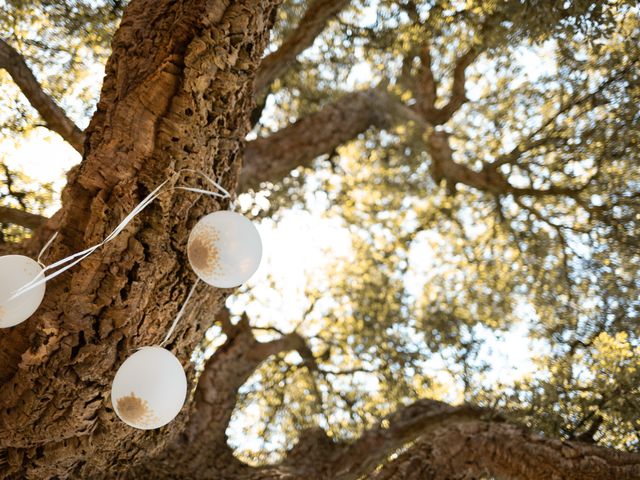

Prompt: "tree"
[0,0,639,478]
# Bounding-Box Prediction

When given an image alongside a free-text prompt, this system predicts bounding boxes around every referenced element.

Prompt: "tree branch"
[414,44,437,113]
[241,88,418,190]
[436,45,480,122]
[417,45,481,125]
[370,420,640,480]
[427,130,509,194]
[254,0,351,94]
[427,131,596,201]
[281,400,640,480]
[250,331,318,370]
[0,39,85,154]
[329,399,489,479]
[0,205,46,229]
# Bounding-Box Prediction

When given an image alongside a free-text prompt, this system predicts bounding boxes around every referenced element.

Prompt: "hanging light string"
[10,169,230,300]
[159,278,200,347]
[37,231,59,267]
[174,168,231,198]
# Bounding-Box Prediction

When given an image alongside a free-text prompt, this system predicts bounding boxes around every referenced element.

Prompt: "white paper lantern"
[187,211,262,288]
[0,255,46,328]
[111,346,187,430]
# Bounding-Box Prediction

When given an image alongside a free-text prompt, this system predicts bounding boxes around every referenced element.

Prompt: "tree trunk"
[0,0,277,477]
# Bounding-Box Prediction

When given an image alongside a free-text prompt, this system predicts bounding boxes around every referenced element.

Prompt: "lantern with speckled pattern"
[187,211,262,288]
[111,346,187,430]
[0,255,45,328]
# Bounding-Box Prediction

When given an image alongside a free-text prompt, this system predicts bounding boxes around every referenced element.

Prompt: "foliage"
[237,0,640,460]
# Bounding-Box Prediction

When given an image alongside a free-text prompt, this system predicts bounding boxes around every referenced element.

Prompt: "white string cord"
[159,278,200,347]
[176,168,231,199]
[10,169,230,300]
[37,231,59,267]
[10,175,175,299]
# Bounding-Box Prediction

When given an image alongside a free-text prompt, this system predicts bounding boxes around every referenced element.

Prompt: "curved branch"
[254,0,350,94]
[436,45,480,122]
[286,401,640,480]
[249,330,318,370]
[371,420,640,480]
[427,131,596,200]
[0,39,85,154]
[241,88,416,191]
[0,205,46,229]
[328,400,488,479]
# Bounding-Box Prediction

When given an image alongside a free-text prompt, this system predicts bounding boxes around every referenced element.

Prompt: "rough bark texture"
[0,0,277,477]
[371,421,640,480]
[0,39,86,154]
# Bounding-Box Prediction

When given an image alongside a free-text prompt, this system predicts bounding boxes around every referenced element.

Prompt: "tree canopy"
[0,0,639,478]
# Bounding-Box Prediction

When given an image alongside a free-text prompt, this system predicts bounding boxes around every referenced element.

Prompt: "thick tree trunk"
[0,0,277,477]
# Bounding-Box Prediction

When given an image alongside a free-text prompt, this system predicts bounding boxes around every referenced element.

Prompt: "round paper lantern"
[0,255,46,328]
[111,346,187,430]
[187,211,262,288]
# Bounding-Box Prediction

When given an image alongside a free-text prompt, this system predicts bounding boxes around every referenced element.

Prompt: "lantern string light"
[10,174,175,299]
[10,169,231,301]
[159,278,201,347]
[174,168,231,199]
[0,255,46,328]
[111,346,187,430]
[2,167,255,429]
[37,231,59,268]
[187,211,262,288]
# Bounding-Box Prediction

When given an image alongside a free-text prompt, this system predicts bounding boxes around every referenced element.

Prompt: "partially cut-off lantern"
[111,346,187,430]
[0,255,45,328]
[187,211,262,288]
